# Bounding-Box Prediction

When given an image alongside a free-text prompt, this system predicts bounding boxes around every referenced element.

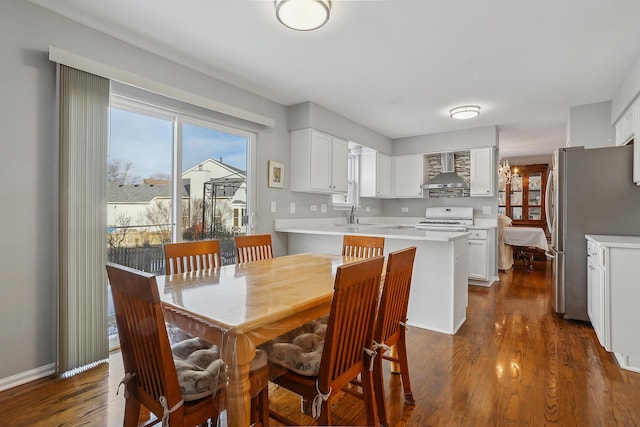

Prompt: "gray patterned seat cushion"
[171,337,226,401]
[264,316,329,376]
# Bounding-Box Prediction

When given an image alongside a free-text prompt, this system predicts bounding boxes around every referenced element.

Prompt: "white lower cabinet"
[586,235,640,373]
[587,246,607,349]
[468,229,490,281]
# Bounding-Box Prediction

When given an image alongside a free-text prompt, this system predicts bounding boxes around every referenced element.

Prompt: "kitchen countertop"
[585,234,640,249]
[275,217,471,242]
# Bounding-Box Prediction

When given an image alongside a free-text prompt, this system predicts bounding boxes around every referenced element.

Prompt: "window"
[332,146,360,209]
[107,93,256,347]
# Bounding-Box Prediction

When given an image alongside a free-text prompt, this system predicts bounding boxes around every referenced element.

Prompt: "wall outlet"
[320,204,327,213]
[290,202,296,214]
[401,207,409,213]
[310,205,318,211]
[271,201,276,213]
[483,206,491,214]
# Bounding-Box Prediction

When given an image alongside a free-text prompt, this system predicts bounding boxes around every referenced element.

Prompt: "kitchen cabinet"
[498,164,548,234]
[360,150,392,198]
[392,154,424,198]
[290,128,348,194]
[468,229,488,281]
[587,240,607,349]
[615,106,634,146]
[585,235,640,373]
[470,147,495,197]
[634,100,640,185]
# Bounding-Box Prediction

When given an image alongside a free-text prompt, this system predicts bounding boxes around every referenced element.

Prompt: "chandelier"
[498,160,512,185]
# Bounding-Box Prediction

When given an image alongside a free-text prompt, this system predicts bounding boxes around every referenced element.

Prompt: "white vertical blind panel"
[58,65,109,374]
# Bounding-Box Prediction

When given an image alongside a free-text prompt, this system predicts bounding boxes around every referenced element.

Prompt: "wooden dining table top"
[157,252,360,338]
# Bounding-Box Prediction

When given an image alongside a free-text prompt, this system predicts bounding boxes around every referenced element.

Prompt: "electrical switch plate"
[270,201,276,213]
[290,203,296,213]
[310,205,318,211]
[320,204,327,213]
[365,206,371,212]
[483,206,491,214]
[401,207,409,213]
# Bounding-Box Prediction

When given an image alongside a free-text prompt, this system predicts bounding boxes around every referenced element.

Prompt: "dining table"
[156,252,362,427]
[502,226,549,270]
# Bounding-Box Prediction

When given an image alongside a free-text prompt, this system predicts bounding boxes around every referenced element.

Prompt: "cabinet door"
[330,136,349,193]
[309,130,333,191]
[377,152,392,197]
[470,147,495,197]
[634,102,640,184]
[468,239,488,280]
[588,256,608,350]
[393,155,424,198]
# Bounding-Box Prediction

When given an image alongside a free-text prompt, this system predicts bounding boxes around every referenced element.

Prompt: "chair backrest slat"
[318,256,384,391]
[164,240,221,274]
[375,247,417,345]
[342,235,385,258]
[235,234,273,263]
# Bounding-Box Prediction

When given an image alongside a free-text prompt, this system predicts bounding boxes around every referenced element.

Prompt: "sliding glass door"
[107,95,254,346]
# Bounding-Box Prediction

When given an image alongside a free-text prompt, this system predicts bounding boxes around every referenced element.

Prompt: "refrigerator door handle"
[545,170,554,235]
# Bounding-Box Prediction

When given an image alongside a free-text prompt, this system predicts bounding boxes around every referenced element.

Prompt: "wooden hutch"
[498,163,549,236]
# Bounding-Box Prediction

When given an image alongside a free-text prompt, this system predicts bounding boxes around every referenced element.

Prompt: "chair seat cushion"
[172,337,226,402]
[267,332,324,376]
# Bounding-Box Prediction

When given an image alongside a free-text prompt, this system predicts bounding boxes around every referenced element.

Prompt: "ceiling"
[31,0,640,158]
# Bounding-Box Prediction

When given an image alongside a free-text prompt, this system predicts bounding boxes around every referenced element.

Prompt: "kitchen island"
[275,218,469,334]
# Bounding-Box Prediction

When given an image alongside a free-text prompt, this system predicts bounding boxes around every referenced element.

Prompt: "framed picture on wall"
[268,160,284,188]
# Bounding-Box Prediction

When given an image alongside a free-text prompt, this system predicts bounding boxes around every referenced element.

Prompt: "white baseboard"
[0,363,56,393]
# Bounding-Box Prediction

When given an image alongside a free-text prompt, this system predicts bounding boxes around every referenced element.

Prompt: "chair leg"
[373,349,389,427]
[360,368,378,427]
[397,331,414,404]
[123,397,141,427]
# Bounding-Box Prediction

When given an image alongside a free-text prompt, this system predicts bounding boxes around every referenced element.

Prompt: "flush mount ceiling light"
[449,105,481,120]
[275,0,331,31]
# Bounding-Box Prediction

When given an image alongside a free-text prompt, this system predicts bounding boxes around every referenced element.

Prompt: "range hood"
[421,153,469,189]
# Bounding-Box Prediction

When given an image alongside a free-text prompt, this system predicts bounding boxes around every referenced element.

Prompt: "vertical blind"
[57,65,109,375]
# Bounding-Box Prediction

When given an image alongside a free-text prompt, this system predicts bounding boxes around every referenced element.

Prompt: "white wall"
[612,55,640,124]
[567,101,616,149]
[0,0,295,384]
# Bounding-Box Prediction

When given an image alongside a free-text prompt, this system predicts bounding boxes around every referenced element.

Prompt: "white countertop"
[275,217,470,242]
[585,234,640,249]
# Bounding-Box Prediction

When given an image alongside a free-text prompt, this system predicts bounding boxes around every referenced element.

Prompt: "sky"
[108,108,247,181]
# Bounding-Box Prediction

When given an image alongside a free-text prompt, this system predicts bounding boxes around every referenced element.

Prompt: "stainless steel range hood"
[421,153,469,189]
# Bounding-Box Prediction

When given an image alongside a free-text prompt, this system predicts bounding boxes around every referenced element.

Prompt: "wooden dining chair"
[267,255,384,426]
[106,263,269,427]
[371,246,417,427]
[163,240,221,274]
[342,235,385,258]
[235,234,273,263]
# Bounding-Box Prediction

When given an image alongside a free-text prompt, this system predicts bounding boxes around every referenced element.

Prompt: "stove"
[415,207,474,231]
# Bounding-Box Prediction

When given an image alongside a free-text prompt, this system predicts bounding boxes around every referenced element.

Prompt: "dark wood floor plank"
[1,259,639,426]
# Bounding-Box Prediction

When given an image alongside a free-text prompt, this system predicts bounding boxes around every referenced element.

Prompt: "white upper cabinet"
[290,128,348,194]
[360,150,392,198]
[634,101,640,185]
[392,154,424,198]
[615,107,634,146]
[470,147,495,197]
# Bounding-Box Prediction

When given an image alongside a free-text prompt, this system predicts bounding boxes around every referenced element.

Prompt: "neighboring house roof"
[108,183,188,203]
[183,158,245,178]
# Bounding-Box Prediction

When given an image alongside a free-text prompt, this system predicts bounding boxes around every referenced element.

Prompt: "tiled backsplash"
[424,151,471,198]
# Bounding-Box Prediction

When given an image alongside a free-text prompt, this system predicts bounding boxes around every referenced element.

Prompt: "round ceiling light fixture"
[449,105,481,120]
[275,0,331,31]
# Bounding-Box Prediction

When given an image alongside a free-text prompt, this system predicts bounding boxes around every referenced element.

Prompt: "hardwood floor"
[1,259,639,426]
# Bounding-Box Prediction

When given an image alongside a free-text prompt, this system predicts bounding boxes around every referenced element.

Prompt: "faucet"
[347,205,357,224]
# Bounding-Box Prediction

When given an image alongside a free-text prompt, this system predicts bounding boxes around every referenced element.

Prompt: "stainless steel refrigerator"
[547,145,640,321]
